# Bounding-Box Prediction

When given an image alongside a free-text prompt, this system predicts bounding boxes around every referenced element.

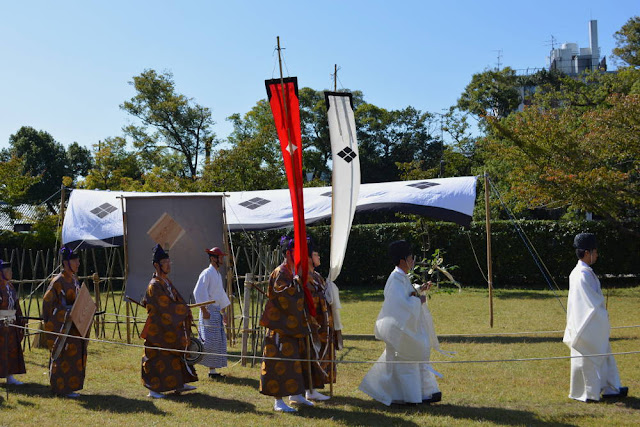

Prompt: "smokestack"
[589,20,599,70]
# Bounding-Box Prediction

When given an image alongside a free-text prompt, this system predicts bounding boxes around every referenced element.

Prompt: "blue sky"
[1,1,637,152]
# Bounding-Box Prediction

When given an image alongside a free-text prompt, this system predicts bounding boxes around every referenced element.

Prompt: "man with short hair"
[0,259,26,386]
[193,246,230,378]
[359,239,443,406]
[563,232,628,402]
[141,244,198,399]
[42,247,88,397]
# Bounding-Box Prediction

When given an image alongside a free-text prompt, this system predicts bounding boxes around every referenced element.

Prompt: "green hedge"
[232,220,640,289]
[3,220,639,289]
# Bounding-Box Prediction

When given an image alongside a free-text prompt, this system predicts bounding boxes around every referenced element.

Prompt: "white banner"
[62,176,478,249]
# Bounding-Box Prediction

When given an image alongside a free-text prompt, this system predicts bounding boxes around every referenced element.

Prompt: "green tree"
[0,155,41,220]
[66,142,94,180]
[356,104,439,183]
[483,93,640,222]
[120,69,216,180]
[82,137,143,190]
[200,100,286,191]
[613,16,640,68]
[457,67,521,121]
[5,127,70,211]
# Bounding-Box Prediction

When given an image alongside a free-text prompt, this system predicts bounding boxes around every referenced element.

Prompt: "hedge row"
[233,220,640,289]
[2,220,638,289]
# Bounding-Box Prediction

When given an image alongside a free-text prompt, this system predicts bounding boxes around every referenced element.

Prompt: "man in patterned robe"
[1,259,26,385]
[42,247,88,397]
[305,239,333,401]
[141,244,198,399]
[259,236,327,412]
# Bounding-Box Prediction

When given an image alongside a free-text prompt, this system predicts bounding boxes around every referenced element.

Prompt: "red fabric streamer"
[265,77,316,317]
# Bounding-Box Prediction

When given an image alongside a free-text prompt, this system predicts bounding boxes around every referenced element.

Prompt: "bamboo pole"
[484,173,494,328]
[120,197,132,344]
[92,272,101,337]
[241,273,253,366]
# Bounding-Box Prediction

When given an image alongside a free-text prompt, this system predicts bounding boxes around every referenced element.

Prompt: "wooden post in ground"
[241,273,253,366]
[484,173,494,327]
[92,272,101,337]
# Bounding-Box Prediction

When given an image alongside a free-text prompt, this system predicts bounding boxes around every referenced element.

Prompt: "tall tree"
[5,127,69,210]
[356,104,439,183]
[120,69,216,180]
[82,137,143,190]
[0,155,41,220]
[483,93,640,222]
[200,100,286,191]
[457,67,521,121]
[613,16,640,68]
[66,142,94,180]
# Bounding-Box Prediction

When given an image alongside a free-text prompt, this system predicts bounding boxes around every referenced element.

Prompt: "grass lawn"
[1,287,639,426]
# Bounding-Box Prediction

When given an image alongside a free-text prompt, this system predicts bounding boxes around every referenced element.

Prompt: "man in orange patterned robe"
[306,240,333,401]
[42,247,88,397]
[1,259,26,386]
[259,236,326,412]
[141,244,198,399]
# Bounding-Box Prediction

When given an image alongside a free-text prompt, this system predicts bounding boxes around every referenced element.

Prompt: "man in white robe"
[563,233,628,402]
[359,240,443,406]
[193,246,231,378]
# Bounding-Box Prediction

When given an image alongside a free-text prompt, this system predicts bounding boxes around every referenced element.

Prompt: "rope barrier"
[9,323,640,366]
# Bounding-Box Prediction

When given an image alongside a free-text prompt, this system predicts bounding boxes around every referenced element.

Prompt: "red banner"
[265,77,315,317]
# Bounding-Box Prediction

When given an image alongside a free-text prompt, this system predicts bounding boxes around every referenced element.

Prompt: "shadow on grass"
[494,291,565,300]
[167,392,259,413]
[339,290,384,303]
[78,394,167,415]
[214,375,259,389]
[318,396,574,426]
[291,395,420,426]
[426,403,575,426]
[603,395,640,409]
[440,335,626,345]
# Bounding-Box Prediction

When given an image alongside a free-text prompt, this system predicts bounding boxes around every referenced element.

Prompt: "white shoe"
[66,392,80,398]
[148,390,165,399]
[6,375,24,385]
[306,389,330,401]
[175,384,197,393]
[274,399,297,412]
[289,394,314,406]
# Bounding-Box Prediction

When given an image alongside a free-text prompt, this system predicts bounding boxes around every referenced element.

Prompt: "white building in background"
[548,20,605,75]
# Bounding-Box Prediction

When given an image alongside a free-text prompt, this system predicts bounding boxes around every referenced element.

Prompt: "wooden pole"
[306,335,313,392]
[329,333,334,397]
[57,185,66,265]
[334,64,337,91]
[221,195,235,345]
[484,173,494,328]
[126,301,131,344]
[120,196,132,343]
[92,272,101,337]
[241,273,253,366]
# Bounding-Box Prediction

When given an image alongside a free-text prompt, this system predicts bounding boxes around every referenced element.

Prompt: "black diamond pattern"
[321,191,332,197]
[407,182,440,190]
[239,197,271,210]
[337,146,357,163]
[90,203,118,219]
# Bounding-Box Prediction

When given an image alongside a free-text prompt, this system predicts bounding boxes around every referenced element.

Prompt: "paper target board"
[122,194,225,304]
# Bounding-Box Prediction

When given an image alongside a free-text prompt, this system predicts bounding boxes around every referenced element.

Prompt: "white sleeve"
[210,269,231,310]
[193,270,210,304]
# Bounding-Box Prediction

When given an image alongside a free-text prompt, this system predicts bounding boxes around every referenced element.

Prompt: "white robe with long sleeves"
[359,267,440,405]
[193,265,231,368]
[563,260,622,401]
